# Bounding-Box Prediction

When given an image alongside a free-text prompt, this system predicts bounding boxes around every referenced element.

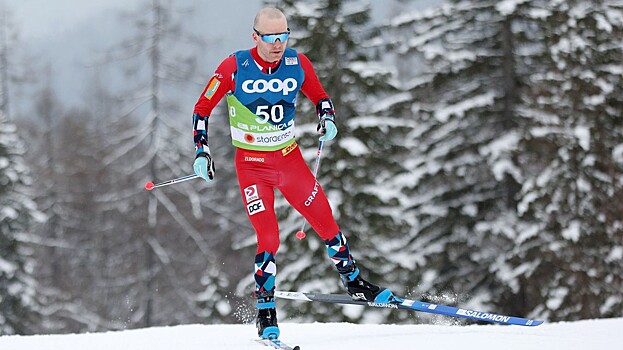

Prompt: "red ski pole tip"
[145,181,155,191]
[295,231,306,240]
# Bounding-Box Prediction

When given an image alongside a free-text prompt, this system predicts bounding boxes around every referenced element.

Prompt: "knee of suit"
[312,222,341,241]
[256,232,280,255]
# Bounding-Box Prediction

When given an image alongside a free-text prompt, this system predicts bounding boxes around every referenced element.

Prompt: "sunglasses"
[253,28,290,43]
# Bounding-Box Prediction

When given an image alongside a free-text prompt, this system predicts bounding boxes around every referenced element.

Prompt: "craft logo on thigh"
[305,181,320,207]
[247,199,265,215]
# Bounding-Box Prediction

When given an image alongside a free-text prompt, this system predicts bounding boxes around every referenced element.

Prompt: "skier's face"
[253,16,289,62]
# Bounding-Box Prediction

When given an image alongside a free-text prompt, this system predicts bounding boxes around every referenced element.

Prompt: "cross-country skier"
[191,7,396,340]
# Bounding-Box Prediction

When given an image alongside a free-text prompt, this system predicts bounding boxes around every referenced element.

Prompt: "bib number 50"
[256,105,284,124]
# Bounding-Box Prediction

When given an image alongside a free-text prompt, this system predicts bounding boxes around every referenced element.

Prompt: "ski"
[256,338,301,350]
[275,291,543,327]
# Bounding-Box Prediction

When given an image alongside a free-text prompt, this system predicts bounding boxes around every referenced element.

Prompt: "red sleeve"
[298,53,330,105]
[193,55,237,117]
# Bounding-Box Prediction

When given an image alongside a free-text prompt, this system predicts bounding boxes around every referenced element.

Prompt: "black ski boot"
[256,307,279,339]
[339,263,396,304]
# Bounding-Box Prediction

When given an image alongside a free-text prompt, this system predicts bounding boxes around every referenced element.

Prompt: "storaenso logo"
[242,78,298,95]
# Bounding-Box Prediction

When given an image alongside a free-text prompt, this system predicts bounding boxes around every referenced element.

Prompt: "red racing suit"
[193,47,340,255]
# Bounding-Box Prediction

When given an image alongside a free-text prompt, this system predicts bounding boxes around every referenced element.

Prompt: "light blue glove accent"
[319,118,338,141]
[316,98,337,141]
[193,153,215,182]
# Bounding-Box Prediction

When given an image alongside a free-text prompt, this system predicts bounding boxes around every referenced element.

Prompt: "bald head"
[252,7,289,62]
[254,8,287,31]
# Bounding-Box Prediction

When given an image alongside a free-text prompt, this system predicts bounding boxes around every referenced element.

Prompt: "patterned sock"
[254,251,277,309]
[324,232,360,282]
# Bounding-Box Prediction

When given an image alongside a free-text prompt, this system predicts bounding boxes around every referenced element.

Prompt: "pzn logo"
[242,78,297,95]
[246,199,265,216]
[244,184,259,203]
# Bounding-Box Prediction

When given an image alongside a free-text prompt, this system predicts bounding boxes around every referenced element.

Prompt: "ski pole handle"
[296,140,325,240]
[144,174,198,191]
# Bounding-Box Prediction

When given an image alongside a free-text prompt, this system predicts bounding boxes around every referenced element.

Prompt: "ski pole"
[144,174,198,191]
[295,140,325,240]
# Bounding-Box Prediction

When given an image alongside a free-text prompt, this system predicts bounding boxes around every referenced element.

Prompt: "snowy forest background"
[1,0,622,335]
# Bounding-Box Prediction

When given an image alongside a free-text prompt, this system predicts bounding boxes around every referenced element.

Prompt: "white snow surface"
[1,318,622,350]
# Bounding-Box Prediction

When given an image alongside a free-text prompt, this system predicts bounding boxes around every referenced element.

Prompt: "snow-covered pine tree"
[261,0,410,323]
[511,0,623,321]
[380,0,550,321]
[17,79,114,333]
[0,112,43,334]
[100,0,234,327]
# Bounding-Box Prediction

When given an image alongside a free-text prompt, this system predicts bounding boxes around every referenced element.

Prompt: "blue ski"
[256,338,301,350]
[275,291,543,327]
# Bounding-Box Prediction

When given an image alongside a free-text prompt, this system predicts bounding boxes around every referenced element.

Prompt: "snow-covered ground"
[1,318,622,350]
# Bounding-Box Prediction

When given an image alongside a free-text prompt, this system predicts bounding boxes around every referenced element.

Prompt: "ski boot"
[339,263,396,304]
[256,307,279,339]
